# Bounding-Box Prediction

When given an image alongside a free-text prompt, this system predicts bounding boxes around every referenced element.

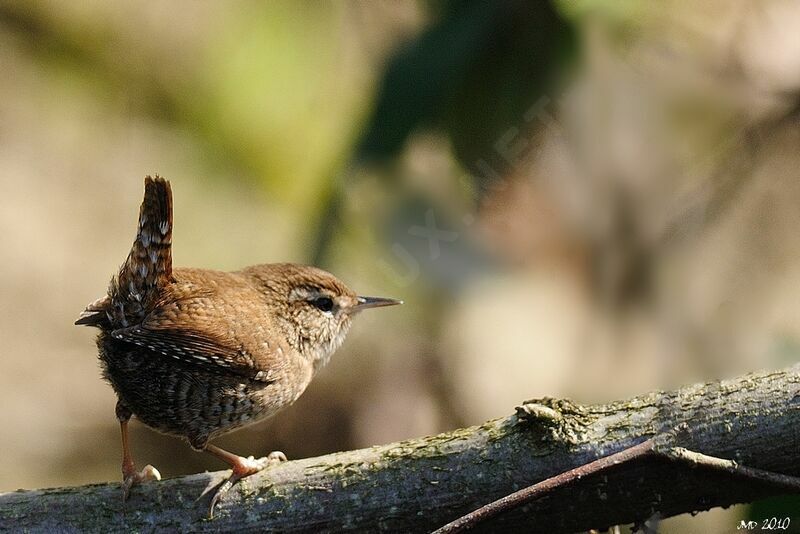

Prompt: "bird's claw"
[122,464,161,501]
[208,451,287,518]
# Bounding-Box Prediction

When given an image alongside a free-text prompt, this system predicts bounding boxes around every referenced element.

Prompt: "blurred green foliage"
[0,2,365,216]
[316,0,576,267]
[0,1,576,268]
[356,0,575,191]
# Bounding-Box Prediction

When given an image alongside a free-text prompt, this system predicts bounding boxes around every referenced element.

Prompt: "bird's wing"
[109,323,274,382]
[110,320,277,382]
[109,277,282,383]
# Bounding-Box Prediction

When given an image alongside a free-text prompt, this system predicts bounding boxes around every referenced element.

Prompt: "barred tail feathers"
[111,176,174,325]
[135,176,173,283]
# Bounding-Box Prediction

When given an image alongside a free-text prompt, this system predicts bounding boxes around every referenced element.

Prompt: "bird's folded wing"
[109,323,275,383]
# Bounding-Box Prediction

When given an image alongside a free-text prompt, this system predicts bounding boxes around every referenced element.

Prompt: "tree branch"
[2,365,799,533]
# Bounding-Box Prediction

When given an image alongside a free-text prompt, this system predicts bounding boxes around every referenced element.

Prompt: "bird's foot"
[122,464,161,501]
[208,451,287,518]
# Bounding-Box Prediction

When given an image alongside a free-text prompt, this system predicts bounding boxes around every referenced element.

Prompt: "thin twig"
[432,439,658,534]
[663,447,800,492]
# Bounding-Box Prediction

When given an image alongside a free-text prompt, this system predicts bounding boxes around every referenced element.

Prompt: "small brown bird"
[76,176,400,516]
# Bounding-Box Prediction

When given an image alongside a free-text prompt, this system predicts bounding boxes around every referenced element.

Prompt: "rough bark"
[1,365,799,533]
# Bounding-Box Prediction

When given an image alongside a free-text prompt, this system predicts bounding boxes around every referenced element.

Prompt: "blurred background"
[1,1,799,531]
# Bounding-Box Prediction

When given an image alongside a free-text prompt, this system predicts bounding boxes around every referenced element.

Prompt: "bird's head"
[243,263,401,369]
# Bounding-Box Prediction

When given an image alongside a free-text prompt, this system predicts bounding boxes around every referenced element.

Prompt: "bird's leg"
[204,443,287,517]
[116,401,161,501]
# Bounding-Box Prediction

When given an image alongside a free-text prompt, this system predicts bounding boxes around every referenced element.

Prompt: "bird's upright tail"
[109,176,174,326]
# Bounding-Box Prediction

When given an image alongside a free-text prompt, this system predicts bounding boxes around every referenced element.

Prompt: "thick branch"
[2,365,799,533]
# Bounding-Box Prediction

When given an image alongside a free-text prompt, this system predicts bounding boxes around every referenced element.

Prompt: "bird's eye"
[311,296,334,312]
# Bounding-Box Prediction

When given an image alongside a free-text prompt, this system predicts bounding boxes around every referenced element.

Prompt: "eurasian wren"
[76,176,400,516]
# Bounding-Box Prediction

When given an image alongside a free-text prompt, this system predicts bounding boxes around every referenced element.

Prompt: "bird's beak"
[353,296,403,312]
